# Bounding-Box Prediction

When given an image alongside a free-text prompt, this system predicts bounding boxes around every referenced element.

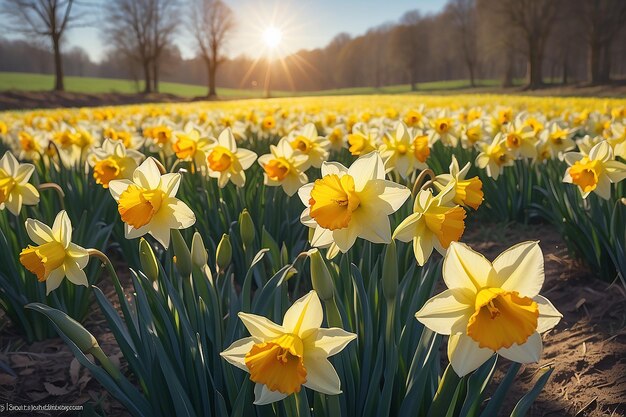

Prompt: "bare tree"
[189,0,235,98]
[2,0,81,91]
[487,0,563,89]
[104,0,178,94]
[391,11,424,91]
[574,0,626,84]
[446,0,478,87]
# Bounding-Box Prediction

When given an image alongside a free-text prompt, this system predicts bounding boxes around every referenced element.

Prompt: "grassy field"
[0,71,512,99]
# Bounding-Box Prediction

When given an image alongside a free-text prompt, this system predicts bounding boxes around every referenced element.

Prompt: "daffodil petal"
[238,312,284,340]
[415,288,474,335]
[443,242,496,292]
[64,261,88,287]
[283,291,323,337]
[25,218,55,245]
[253,383,288,405]
[448,333,494,377]
[52,211,72,248]
[108,179,133,201]
[45,268,65,295]
[492,241,544,298]
[220,337,255,371]
[303,356,341,395]
[348,152,385,190]
[535,295,562,333]
[497,332,542,363]
[307,328,356,357]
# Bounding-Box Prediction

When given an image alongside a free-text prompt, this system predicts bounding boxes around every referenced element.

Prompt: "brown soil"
[1,82,625,111]
[0,222,624,416]
[463,220,626,417]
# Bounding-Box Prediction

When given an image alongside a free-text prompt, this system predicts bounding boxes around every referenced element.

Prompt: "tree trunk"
[143,60,152,94]
[468,61,476,87]
[502,50,514,88]
[208,61,217,98]
[598,42,611,84]
[152,59,159,93]
[52,35,64,91]
[588,39,601,84]
[527,45,544,89]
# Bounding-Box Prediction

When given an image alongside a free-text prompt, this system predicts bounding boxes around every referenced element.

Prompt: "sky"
[62,0,445,63]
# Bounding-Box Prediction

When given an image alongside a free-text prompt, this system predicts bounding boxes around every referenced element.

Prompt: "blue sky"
[63,0,445,62]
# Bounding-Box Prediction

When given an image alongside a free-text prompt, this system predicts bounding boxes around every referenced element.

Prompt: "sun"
[262,27,283,49]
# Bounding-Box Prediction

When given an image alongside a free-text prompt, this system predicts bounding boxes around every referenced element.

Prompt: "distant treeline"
[2,0,626,93]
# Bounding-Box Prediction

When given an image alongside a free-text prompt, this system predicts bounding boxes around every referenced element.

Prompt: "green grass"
[0,71,520,99]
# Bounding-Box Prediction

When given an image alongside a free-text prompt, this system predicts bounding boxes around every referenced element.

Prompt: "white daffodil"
[416,241,562,376]
[206,128,257,188]
[88,139,145,188]
[258,138,309,196]
[20,211,89,295]
[298,152,410,253]
[287,123,330,169]
[380,122,429,179]
[393,184,466,266]
[475,133,515,180]
[563,140,626,199]
[501,114,538,159]
[221,291,356,405]
[0,151,40,215]
[434,155,483,210]
[109,157,196,248]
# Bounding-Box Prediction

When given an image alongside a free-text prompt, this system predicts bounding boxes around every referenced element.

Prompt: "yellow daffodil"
[539,122,576,157]
[502,115,537,159]
[380,122,428,179]
[429,111,458,146]
[434,155,483,210]
[0,151,40,215]
[475,133,515,180]
[393,185,466,266]
[460,119,485,149]
[109,157,196,248]
[347,123,378,156]
[563,141,626,199]
[298,152,410,253]
[258,138,309,196]
[221,291,356,405]
[287,123,330,169]
[172,124,214,167]
[206,128,257,188]
[415,241,562,376]
[19,211,89,294]
[89,139,145,188]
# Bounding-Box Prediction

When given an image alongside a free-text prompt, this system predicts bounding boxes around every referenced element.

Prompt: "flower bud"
[309,249,335,301]
[382,241,398,301]
[138,238,159,282]
[239,209,256,248]
[26,303,98,354]
[171,230,192,277]
[191,232,208,268]
[216,234,232,273]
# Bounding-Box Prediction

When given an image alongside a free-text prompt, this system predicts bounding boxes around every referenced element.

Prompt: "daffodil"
[380,122,427,179]
[19,211,89,295]
[475,133,514,180]
[415,241,562,376]
[287,123,330,169]
[429,111,458,146]
[258,138,309,196]
[563,140,626,199]
[347,123,378,156]
[0,151,40,215]
[393,185,466,265]
[172,124,214,168]
[109,157,196,248]
[434,155,483,210]
[221,291,356,405]
[89,139,145,188]
[206,128,257,188]
[298,152,410,253]
[539,121,576,157]
[501,115,537,159]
